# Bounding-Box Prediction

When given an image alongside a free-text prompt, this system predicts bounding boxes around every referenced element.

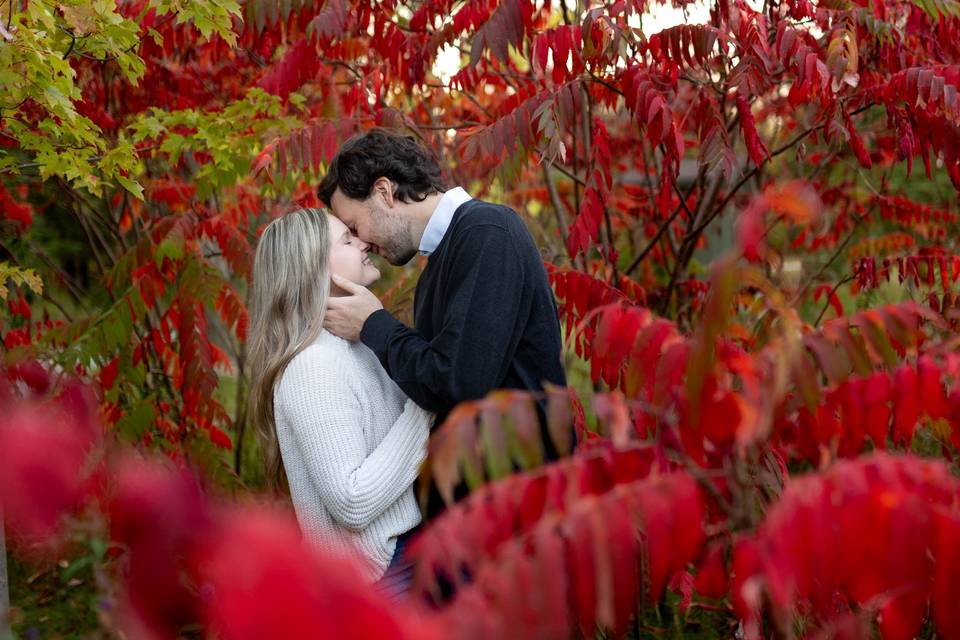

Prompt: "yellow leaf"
[0,262,43,301]
[59,3,97,36]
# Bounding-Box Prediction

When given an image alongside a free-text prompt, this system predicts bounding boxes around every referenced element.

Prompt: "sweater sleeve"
[277,350,432,531]
[360,223,532,415]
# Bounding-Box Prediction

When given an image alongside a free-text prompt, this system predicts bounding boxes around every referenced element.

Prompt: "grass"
[6,548,103,639]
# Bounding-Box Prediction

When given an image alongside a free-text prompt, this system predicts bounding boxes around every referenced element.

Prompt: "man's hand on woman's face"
[324,275,384,341]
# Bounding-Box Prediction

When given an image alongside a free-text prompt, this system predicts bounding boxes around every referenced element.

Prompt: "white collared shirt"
[418,187,472,256]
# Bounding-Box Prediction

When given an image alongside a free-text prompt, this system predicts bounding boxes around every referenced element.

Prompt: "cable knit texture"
[274,330,431,581]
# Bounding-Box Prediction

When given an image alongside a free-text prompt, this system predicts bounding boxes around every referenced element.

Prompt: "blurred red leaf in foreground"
[195,507,439,640]
[734,453,960,640]
[108,455,211,639]
[0,380,101,547]
[1,379,437,639]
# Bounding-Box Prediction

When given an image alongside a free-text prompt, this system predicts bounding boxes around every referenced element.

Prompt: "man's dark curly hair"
[317,129,446,206]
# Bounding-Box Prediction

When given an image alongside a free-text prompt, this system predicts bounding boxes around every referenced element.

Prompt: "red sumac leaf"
[695,542,729,598]
[892,365,921,445]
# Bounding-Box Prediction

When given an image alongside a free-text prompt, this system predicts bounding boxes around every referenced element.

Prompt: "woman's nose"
[355,236,371,252]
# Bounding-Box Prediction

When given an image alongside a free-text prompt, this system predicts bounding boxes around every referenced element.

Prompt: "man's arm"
[361,225,532,414]
[323,275,383,342]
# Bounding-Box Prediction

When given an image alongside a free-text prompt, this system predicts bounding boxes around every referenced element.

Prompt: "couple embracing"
[247,129,567,598]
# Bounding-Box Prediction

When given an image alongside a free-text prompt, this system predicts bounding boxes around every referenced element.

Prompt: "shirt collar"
[419,187,472,256]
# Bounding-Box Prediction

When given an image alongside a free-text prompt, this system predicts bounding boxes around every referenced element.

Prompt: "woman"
[247,207,431,595]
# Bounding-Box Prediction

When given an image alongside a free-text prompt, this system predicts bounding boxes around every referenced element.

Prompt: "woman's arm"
[278,348,432,531]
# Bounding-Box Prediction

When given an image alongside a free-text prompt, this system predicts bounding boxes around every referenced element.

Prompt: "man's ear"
[372,177,396,208]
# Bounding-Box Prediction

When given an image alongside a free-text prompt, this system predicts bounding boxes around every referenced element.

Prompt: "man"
[319,129,567,501]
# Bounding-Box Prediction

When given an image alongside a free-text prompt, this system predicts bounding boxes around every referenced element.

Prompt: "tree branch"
[664,103,878,300]
[814,275,856,326]
[543,164,570,247]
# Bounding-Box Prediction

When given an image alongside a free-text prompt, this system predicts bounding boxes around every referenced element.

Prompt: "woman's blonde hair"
[247,208,331,490]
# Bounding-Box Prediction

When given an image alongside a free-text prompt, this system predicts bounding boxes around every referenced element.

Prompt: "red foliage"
[694,542,730,599]
[412,460,703,638]
[737,180,822,262]
[197,507,434,640]
[1,383,436,638]
[854,252,960,292]
[255,119,358,180]
[7,359,49,394]
[567,118,613,259]
[737,94,769,169]
[0,381,101,546]
[257,37,322,100]
[530,25,584,86]
[0,183,33,230]
[7,0,960,636]
[108,456,210,637]
[734,453,960,640]
[411,443,668,589]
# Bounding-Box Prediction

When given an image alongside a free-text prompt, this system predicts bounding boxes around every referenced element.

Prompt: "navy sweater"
[360,198,567,427]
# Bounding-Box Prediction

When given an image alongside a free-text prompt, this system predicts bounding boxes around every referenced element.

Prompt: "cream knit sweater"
[274,330,432,581]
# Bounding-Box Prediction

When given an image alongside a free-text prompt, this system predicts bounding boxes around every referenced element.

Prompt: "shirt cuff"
[359,308,403,355]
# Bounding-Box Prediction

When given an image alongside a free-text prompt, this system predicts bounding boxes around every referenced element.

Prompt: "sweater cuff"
[359,308,403,356]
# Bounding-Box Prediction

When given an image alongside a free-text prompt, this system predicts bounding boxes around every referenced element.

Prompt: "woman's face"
[328,214,380,287]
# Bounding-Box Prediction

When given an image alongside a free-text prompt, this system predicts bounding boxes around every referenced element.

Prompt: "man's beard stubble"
[369,205,416,266]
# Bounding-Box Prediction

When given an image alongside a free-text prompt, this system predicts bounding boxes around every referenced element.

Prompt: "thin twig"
[801,210,867,288]
[414,122,484,130]
[666,451,735,516]
[543,163,570,247]
[586,72,623,97]
[543,155,586,186]
[814,275,856,326]
[624,195,686,277]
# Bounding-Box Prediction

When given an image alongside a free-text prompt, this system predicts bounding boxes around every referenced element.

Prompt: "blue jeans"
[377,529,416,600]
